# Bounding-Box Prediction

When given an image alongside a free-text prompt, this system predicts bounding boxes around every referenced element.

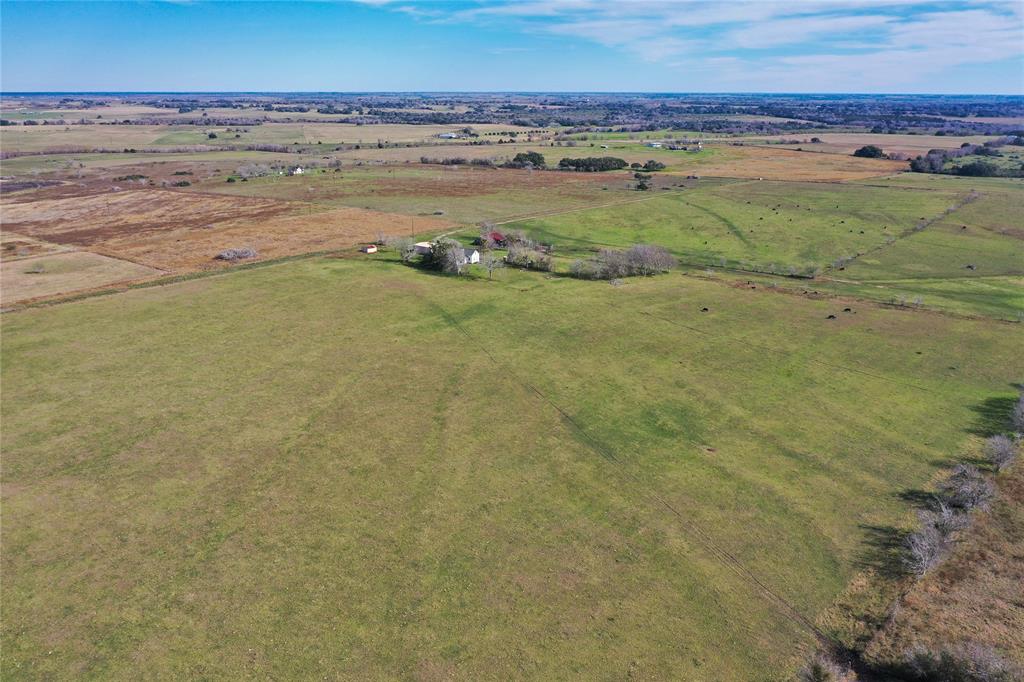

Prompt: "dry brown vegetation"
[1,251,162,304]
[864,464,1024,667]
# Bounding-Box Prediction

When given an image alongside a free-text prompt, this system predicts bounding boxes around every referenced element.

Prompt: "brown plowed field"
[1,189,296,246]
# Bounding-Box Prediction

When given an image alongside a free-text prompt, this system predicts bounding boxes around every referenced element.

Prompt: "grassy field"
[500,179,963,272]
[825,174,1024,319]
[0,251,162,304]
[3,255,1022,679]
[0,122,548,153]
[763,133,994,157]
[198,165,653,225]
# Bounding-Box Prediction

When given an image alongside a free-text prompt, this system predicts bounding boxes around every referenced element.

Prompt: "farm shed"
[414,241,433,255]
[464,248,481,264]
[361,244,378,254]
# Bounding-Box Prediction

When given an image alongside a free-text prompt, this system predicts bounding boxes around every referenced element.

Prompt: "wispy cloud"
[358,0,1024,91]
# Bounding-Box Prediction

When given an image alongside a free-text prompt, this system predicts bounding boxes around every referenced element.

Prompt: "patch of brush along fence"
[799,391,1022,682]
[214,247,258,262]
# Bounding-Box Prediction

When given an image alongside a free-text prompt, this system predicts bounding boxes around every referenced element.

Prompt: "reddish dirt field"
[90,204,454,273]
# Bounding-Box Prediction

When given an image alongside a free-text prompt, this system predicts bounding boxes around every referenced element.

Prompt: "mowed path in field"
[3,257,1021,679]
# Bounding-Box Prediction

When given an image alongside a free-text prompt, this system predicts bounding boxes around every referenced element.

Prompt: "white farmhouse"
[464,248,481,264]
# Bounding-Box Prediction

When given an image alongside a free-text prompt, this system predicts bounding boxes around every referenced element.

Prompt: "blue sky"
[2,1,1022,93]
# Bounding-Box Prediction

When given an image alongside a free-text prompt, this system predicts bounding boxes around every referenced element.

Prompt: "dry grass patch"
[864,465,1024,667]
[1,251,162,304]
[0,189,295,246]
[90,205,455,272]
[679,145,906,181]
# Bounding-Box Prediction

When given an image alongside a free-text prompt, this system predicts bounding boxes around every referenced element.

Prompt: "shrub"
[505,245,552,271]
[853,145,885,158]
[214,247,257,261]
[798,653,856,682]
[955,161,999,177]
[504,151,546,169]
[899,643,1020,681]
[984,435,1017,472]
[571,245,676,280]
[391,237,416,263]
[558,156,629,172]
[904,504,963,577]
[939,464,994,511]
[422,237,467,274]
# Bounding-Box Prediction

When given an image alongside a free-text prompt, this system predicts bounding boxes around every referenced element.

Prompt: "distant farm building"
[414,241,433,255]
[437,132,461,139]
[288,166,304,175]
[646,142,662,148]
[464,248,481,264]
[361,244,378,254]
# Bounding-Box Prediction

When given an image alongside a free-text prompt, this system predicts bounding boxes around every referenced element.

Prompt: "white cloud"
[360,0,1024,91]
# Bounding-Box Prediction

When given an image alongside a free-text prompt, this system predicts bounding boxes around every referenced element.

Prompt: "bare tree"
[904,506,960,577]
[481,251,504,280]
[392,237,416,263]
[984,434,1018,472]
[940,463,994,511]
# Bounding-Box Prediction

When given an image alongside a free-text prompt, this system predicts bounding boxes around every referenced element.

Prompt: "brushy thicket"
[571,245,677,280]
[903,463,993,577]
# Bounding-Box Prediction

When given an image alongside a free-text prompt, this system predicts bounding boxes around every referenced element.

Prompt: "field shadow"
[857,523,910,579]
[967,390,1020,437]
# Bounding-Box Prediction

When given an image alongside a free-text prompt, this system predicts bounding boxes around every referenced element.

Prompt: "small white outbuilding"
[414,241,433,255]
[464,248,481,264]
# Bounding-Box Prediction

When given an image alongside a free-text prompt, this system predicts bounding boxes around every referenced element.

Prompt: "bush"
[571,244,676,280]
[899,643,1020,681]
[984,434,1018,472]
[504,151,546,168]
[390,237,416,263]
[853,145,885,158]
[558,156,629,172]
[425,237,466,274]
[214,247,257,261]
[955,161,999,177]
[798,653,856,682]
[506,245,552,271]
[904,504,963,577]
[939,464,993,511]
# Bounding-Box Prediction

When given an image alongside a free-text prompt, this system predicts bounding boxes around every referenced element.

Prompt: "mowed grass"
[3,257,1021,679]
[505,179,963,271]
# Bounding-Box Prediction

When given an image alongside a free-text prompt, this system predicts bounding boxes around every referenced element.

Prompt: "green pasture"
[3,256,1021,679]
[504,180,963,271]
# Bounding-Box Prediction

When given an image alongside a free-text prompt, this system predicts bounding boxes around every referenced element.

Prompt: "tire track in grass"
[421,294,835,649]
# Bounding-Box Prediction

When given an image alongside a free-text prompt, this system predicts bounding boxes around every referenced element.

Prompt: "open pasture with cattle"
[2,92,1023,680]
[3,256,1022,679]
